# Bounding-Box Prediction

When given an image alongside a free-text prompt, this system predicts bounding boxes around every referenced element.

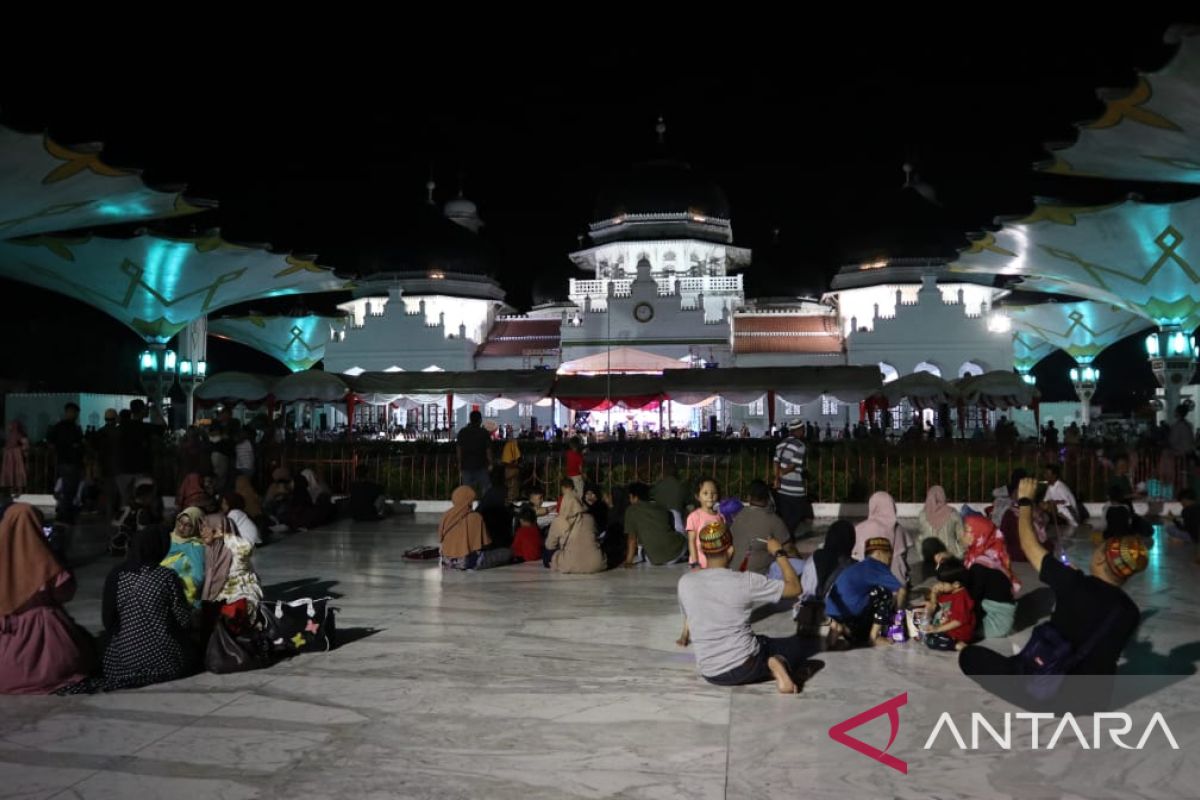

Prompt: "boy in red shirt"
[511,507,543,563]
[921,557,976,651]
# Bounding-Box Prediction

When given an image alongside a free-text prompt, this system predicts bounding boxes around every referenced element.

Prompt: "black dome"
[352,202,494,278]
[837,183,968,266]
[593,159,731,222]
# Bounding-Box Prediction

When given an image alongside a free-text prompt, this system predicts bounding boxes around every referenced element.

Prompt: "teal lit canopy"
[0,232,350,343]
[952,196,1200,331]
[1012,332,1058,373]
[209,314,348,372]
[1005,300,1153,365]
[0,125,202,239]
[1041,26,1200,185]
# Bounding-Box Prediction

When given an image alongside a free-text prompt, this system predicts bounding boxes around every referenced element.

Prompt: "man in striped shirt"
[774,420,814,540]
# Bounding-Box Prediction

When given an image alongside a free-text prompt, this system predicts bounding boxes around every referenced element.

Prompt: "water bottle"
[888,610,907,643]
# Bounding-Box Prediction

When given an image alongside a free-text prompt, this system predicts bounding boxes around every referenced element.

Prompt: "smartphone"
[42,524,54,539]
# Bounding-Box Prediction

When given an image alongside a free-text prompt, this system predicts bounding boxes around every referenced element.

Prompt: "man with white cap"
[774,419,813,539]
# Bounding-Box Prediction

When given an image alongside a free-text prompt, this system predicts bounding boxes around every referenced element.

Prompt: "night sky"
[0,18,1194,409]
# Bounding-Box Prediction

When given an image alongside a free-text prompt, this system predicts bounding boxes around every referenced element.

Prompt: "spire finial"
[655,115,666,146]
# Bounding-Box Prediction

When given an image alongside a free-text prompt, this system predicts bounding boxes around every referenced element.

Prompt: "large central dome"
[592,158,731,222]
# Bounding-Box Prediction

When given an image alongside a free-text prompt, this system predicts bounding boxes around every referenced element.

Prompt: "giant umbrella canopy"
[209,313,348,372]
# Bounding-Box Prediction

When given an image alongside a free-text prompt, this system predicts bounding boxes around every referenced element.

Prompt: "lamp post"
[1067,364,1098,426]
[1145,326,1197,420]
[137,345,176,419]
[177,357,208,425]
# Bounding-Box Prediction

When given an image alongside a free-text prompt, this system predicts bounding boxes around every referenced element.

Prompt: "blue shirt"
[825,558,902,619]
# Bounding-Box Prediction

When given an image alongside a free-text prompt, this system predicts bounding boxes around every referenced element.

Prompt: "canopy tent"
[557,347,689,375]
[0,125,203,240]
[209,314,348,372]
[1005,300,1153,365]
[1040,26,1200,185]
[190,371,274,406]
[0,232,350,343]
[955,371,1039,410]
[659,365,882,407]
[1013,331,1059,374]
[347,370,556,406]
[952,196,1200,332]
[272,370,349,403]
[552,374,664,411]
[878,371,960,409]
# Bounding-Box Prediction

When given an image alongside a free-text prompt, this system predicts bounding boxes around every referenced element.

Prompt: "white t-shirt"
[677,569,785,677]
[1045,480,1079,526]
[236,440,255,472]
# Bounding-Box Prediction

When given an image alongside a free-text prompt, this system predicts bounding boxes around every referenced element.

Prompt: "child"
[921,557,976,651]
[511,507,543,563]
[521,484,552,528]
[547,478,578,566]
[685,477,723,568]
[826,537,902,648]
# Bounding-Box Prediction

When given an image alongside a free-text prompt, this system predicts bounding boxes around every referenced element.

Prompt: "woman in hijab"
[582,482,609,533]
[951,515,1019,639]
[802,519,856,601]
[477,466,514,548]
[161,507,207,608]
[439,485,491,569]
[0,503,94,694]
[235,474,264,521]
[88,526,196,691]
[545,490,605,574]
[300,469,334,527]
[283,473,315,530]
[264,466,293,521]
[852,491,910,605]
[917,485,963,563]
[602,485,630,569]
[2,420,29,494]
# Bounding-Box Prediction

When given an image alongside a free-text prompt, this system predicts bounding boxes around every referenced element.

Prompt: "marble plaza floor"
[1,514,1198,800]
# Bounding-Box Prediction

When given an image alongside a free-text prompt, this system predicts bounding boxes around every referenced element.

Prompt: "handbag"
[1017,604,1121,701]
[260,597,337,654]
[205,617,270,674]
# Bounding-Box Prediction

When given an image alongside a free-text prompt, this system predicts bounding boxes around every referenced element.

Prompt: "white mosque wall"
[837,282,1000,336]
[843,278,1013,379]
[323,298,477,374]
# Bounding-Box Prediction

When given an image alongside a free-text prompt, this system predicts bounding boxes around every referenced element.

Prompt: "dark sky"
[0,18,1193,406]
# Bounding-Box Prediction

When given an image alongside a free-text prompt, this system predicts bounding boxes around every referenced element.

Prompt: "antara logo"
[922,712,1180,751]
[828,691,908,774]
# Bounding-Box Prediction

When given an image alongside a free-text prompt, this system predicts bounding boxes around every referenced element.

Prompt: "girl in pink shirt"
[686,478,723,568]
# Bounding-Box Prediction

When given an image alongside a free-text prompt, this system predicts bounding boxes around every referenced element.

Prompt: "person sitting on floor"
[221,492,261,547]
[917,485,963,566]
[675,522,812,694]
[111,480,164,556]
[478,466,514,548]
[176,471,217,514]
[545,488,605,574]
[511,507,543,564]
[0,503,95,694]
[1166,489,1200,563]
[623,481,686,567]
[851,491,910,609]
[348,467,390,522]
[161,507,207,608]
[826,536,903,649]
[263,467,293,523]
[920,557,976,652]
[730,480,790,574]
[70,526,196,693]
[439,485,492,570]
[1041,463,1082,527]
[954,515,1019,639]
[300,469,335,527]
[959,477,1145,710]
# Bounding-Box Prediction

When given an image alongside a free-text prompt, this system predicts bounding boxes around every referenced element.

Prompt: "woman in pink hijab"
[2,421,30,495]
[852,491,911,593]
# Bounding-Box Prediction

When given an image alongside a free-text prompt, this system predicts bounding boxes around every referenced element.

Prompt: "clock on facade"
[633,302,654,323]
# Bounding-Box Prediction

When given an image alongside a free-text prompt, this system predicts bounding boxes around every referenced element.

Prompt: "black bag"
[1017,604,1121,701]
[205,618,270,674]
[260,597,338,653]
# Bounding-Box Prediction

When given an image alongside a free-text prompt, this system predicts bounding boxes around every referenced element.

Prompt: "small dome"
[443,194,483,234]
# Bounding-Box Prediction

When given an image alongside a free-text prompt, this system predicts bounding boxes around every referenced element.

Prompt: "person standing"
[47,403,84,523]
[456,410,493,496]
[774,420,814,539]
[116,399,158,509]
[2,421,30,495]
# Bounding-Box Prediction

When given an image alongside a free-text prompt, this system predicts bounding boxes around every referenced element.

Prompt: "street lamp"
[1144,326,1197,419]
[1068,364,1099,426]
[177,357,208,425]
[137,346,176,416]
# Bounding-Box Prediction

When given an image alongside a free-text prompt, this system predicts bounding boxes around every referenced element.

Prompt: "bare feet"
[871,636,892,648]
[955,641,968,652]
[767,656,798,694]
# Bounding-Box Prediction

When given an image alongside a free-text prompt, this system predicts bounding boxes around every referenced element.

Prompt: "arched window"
[879,362,900,383]
[958,360,986,378]
[913,361,942,377]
